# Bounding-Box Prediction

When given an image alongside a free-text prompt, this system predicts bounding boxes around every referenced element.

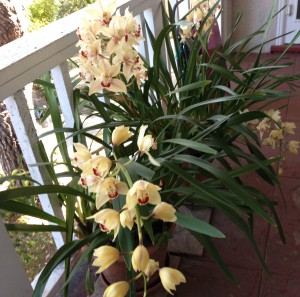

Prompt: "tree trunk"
[0,0,26,177]
[0,0,23,46]
[0,104,25,174]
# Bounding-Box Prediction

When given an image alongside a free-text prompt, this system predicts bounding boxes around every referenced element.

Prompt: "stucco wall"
[230,0,278,52]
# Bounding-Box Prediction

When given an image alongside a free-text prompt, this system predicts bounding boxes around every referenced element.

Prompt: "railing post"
[51,61,75,129]
[4,90,65,249]
[0,218,33,297]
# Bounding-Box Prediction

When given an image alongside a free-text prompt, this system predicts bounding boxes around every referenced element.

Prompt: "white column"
[0,218,33,297]
[51,61,75,129]
[4,90,65,248]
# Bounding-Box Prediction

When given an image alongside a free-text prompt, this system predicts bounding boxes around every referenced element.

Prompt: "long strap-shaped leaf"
[0,185,94,203]
[33,230,109,297]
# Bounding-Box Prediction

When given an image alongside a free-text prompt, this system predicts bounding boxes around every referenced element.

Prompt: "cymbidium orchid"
[88,59,127,94]
[288,140,300,154]
[152,202,177,222]
[120,205,135,230]
[112,42,140,81]
[103,281,130,297]
[85,0,116,26]
[73,143,92,169]
[159,267,186,295]
[90,156,112,178]
[92,245,120,273]
[126,180,161,210]
[111,125,133,147]
[91,177,129,209]
[137,125,160,167]
[77,0,147,94]
[179,0,221,41]
[88,208,120,240]
[145,259,159,278]
[131,245,150,273]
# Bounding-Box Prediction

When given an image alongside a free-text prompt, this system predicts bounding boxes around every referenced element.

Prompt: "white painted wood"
[284,0,300,43]
[277,0,300,44]
[143,8,155,66]
[4,91,65,249]
[51,62,75,129]
[0,218,33,297]
[276,0,286,46]
[0,10,83,103]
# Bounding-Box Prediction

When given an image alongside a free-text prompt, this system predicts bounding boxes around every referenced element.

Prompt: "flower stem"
[143,274,147,297]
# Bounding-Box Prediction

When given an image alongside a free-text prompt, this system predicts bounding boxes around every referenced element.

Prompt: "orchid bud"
[131,245,149,273]
[112,125,133,147]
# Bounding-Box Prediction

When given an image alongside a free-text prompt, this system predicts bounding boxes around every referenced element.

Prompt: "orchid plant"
[73,125,186,296]
[1,0,300,297]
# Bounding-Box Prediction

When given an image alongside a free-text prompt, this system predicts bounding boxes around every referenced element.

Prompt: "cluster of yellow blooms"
[255,109,299,174]
[76,0,147,95]
[179,0,221,43]
[73,125,186,296]
[256,109,299,152]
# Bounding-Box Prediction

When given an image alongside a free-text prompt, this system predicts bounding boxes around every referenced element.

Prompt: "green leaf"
[167,80,211,95]
[126,161,155,181]
[5,224,66,232]
[0,185,93,203]
[175,211,225,238]
[118,226,133,270]
[164,139,217,155]
[33,230,108,297]
[173,155,275,225]
[0,200,65,227]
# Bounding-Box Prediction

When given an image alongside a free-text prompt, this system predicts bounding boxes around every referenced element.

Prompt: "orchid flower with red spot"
[87,208,120,240]
[88,59,127,94]
[90,177,129,209]
[126,180,161,210]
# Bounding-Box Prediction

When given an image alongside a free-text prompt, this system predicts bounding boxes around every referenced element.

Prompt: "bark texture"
[0,0,23,46]
[0,0,26,176]
[0,103,25,174]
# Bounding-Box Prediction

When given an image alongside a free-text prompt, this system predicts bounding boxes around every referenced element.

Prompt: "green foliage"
[27,0,91,31]
[27,0,58,31]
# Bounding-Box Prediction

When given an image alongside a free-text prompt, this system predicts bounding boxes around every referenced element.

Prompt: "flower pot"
[100,241,169,296]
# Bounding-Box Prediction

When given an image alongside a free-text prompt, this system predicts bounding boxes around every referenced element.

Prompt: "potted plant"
[1,0,300,296]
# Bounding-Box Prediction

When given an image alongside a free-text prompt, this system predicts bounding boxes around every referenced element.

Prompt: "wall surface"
[230,0,278,52]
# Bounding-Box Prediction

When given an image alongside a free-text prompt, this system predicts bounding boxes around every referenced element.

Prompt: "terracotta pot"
[100,241,169,295]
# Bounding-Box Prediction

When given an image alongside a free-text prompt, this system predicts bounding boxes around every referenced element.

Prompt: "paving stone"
[168,206,212,256]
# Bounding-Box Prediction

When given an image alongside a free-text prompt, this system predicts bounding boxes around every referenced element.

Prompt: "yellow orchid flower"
[126,180,161,210]
[288,140,300,154]
[112,125,133,146]
[88,208,120,240]
[282,122,297,134]
[103,281,129,297]
[90,177,129,209]
[90,156,112,178]
[145,259,159,278]
[120,205,135,230]
[131,245,149,273]
[73,143,92,170]
[137,125,160,166]
[159,267,186,295]
[152,202,177,222]
[92,246,120,273]
[88,59,127,95]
